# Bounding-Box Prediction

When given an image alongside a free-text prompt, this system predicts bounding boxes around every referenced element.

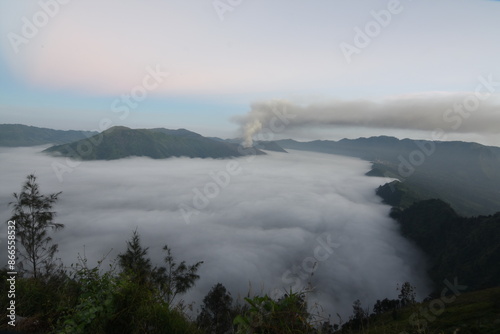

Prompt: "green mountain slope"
[44,126,264,160]
[376,180,433,209]
[276,137,500,216]
[340,197,500,333]
[390,199,500,292]
[340,287,500,334]
[0,124,97,147]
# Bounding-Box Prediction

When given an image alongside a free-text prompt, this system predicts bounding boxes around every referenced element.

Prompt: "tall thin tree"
[117,229,152,285]
[153,245,203,306]
[8,174,63,278]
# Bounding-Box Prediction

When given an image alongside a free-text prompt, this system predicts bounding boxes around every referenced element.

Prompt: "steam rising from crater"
[237,93,500,145]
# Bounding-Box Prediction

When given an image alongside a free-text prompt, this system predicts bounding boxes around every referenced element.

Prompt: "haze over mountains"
[3,123,499,217]
[274,137,500,216]
[0,124,97,147]
[1,123,499,330]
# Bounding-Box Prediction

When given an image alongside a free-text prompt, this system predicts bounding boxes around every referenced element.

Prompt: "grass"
[345,287,500,334]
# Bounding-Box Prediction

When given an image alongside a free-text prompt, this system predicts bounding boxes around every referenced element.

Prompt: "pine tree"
[8,174,63,279]
[197,283,234,334]
[117,229,152,285]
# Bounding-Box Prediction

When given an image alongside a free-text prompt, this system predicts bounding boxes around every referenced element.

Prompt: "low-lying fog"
[0,146,430,319]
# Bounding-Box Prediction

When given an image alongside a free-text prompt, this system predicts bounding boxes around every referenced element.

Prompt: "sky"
[0,0,499,144]
[0,146,431,319]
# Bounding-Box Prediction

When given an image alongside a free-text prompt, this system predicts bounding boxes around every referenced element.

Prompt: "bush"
[234,291,315,334]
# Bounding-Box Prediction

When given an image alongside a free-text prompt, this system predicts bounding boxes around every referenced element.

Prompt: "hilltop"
[44,126,265,160]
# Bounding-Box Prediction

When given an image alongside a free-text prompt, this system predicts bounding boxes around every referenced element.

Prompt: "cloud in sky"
[1,0,499,98]
[0,146,430,318]
[0,0,499,143]
[236,92,500,147]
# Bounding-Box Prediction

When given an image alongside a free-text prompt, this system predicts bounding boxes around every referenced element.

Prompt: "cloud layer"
[0,147,430,318]
[237,93,500,147]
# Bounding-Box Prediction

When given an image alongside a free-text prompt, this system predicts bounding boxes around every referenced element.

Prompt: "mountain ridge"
[0,124,98,147]
[5,124,500,215]
[43,126,265,160]
[389,198,500,292]
[275,136,500,216]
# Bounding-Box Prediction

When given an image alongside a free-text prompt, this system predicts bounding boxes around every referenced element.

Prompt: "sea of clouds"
[0,146,430,319]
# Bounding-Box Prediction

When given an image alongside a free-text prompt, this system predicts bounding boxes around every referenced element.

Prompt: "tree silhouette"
[197,283,234,334]
[153,245,203,307]
[8,174,63,278]
[117,229,152,285]
[398,281,417,307]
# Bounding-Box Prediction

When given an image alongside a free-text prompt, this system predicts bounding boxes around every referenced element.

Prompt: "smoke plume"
[237,93,500,146]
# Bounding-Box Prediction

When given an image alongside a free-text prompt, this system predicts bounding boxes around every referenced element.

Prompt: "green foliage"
[234,291,315,334]
[52,244,204,334]
[3,248,499,334]
[154,244,204,306]
[117,230,203,308]
[397,282,417,307]
[376,180,429,210]
[0,267,74,332]
[339,287,500,334]
[48,229,204,334]
[7,174,63,278]
[339,299,371,332]
[55,259,116,334]
[107,274,155,333]
[392,199,500,291]
[117,229,152,285]
[373,298,400,316]
[197,283,235,334]
[134,302,202,334]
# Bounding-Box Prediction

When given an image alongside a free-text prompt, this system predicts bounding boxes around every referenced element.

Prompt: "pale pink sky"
[1,0,499,145]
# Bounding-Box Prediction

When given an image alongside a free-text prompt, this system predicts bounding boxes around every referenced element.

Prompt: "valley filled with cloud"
[0,147,430,318]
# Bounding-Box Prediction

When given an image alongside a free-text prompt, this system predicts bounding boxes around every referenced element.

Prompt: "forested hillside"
[44,126,264,160]
[277,136,500,216]
[0,124,97,147]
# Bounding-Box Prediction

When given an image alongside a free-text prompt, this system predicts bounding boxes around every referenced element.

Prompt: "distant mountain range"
[3,124,500,303]
[3,124,500,216]
[0,124,97,147]
[274,137,500,216]
[43,126,265,160]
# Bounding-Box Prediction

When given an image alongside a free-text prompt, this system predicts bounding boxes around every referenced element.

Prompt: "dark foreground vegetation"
[378,181,500,291]
[2,267,499,334]
[2,175,499,333]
